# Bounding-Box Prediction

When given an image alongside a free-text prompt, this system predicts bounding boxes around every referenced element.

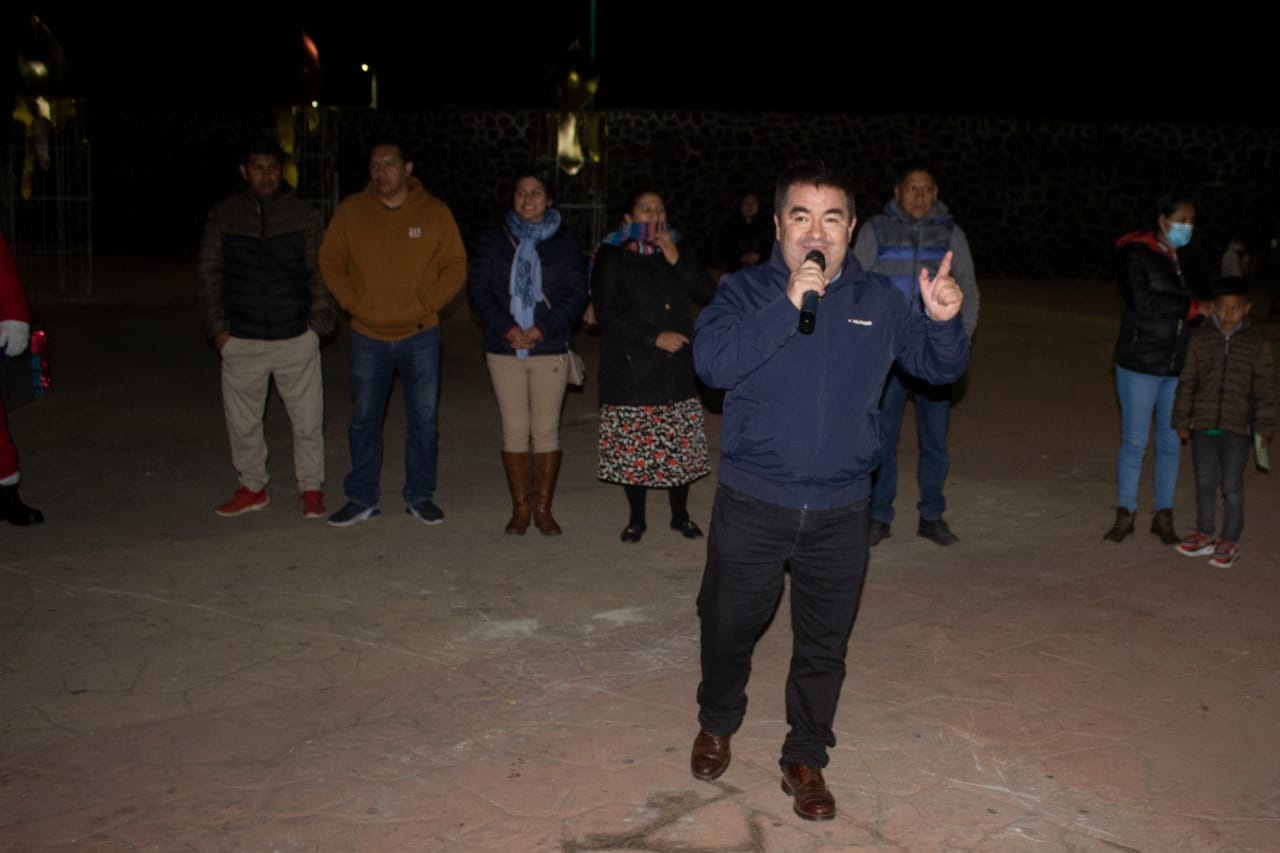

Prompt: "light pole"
[360,63,378,110]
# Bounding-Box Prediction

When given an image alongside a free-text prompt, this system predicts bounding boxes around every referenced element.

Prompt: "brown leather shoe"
[690,730,731,781]
[781,764,835,821]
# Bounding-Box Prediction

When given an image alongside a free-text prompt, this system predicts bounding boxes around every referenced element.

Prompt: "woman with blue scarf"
[593,189,715,543]
[468,168,588,535]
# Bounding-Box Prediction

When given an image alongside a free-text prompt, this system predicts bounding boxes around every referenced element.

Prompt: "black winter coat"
[1112,234,1197,377]
[592,243,715,406]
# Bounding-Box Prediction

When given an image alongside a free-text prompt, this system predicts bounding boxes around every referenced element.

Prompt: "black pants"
[1192,431,1251,542]
[696,484,869,768]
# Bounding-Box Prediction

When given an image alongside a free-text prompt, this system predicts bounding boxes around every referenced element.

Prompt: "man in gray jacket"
[196,137,334,519]
[853,163,979,546]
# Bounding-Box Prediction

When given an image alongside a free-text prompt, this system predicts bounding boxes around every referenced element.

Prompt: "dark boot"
[533,450,563,536]
[501,452,532,535]
[1102,508,1133,542]
[0,484,44,526]
[1151,508,1179,545]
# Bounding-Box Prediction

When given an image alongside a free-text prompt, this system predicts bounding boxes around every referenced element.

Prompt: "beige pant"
[485,353,569,453]
[221,330,324,491]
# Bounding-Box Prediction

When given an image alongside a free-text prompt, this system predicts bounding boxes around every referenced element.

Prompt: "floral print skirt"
[597,397,710,487]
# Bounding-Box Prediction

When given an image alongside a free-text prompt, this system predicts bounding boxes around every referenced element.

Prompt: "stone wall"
[86,108,1280,285]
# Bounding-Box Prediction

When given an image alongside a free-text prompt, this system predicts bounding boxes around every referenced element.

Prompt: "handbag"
[565,348,586,388]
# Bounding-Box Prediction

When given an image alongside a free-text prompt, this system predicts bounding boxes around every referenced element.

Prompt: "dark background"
[6,5,1278,123]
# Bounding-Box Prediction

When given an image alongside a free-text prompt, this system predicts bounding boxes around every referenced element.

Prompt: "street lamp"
[360,63,377,110]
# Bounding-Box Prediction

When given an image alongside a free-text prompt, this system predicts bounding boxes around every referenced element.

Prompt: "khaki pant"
[221,330,324,492]
[485,353,569,453]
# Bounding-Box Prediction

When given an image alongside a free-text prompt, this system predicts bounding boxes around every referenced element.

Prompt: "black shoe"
[406,499,445,525]
[0,484,43,526]
[869,520,890,546]
[917,517,959,546]
[620,523,646,543]
[670,518,703,539]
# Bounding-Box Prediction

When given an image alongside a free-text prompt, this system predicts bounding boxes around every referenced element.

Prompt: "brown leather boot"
[532,450,563,535]
[1103,508,1133,542]
[501,452,532,535]
[1151,508,1179,545]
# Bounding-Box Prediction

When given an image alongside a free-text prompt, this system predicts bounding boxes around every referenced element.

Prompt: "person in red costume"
[0,232,44,525]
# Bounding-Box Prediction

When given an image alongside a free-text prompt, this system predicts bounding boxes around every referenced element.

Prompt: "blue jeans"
[1114,365,1180,512]
[870,366,951,524]
[344,327,441,508]
[1192,430,1251,542]
[696,484,869,769]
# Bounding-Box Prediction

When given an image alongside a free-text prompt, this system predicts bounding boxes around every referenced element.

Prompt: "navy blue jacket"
[693,245,969,510]
[467,225,587,356]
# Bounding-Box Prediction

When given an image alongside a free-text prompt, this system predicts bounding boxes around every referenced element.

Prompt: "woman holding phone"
[591,189,715,543]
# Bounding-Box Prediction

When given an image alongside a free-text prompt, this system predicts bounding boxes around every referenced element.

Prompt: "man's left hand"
[920,251,963,322]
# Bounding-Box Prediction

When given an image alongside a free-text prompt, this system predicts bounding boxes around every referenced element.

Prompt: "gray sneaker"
[328,501,381,527]
[406,499,445,525]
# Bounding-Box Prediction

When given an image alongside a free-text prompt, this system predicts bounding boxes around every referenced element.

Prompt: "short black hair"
[774,160,855,219]
[369,137,413,164]
[1212,276,1250,298]
[895,159,937,186]
[242,135,285,165]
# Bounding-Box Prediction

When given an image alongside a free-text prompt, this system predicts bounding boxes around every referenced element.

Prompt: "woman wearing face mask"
[1105,194,1207,544]
[591,189,715,543]
[468,167,588,535]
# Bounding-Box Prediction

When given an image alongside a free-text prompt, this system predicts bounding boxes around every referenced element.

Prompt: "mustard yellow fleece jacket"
[319,178,467,341]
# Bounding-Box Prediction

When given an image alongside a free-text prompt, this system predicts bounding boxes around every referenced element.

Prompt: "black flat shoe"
[670,518,703,539]
[620,523,646,543]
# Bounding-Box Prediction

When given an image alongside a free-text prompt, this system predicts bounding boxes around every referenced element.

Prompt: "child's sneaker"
[1176,531,1216,557]
[1208,540,1239,569]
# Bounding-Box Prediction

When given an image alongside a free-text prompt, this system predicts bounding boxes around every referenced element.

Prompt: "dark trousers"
[871,366,952,524]
[696,484,869,768]
[1192,431,1251,542]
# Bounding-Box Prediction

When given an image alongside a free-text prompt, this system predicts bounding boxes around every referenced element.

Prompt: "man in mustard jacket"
[320,139,467,527]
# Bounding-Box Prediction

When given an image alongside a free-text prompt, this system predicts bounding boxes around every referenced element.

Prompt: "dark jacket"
[717,214,774,273]
[196,182,333,341]
[592,242,714,406]
[693,245,970,510]
[1112,231,1198,376]
[466,225,587,355]
[1173,315,1276,440]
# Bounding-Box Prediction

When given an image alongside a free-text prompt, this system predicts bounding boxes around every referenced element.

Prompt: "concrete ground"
[1,260,1278,852]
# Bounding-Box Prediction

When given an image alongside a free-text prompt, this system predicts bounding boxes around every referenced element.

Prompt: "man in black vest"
[196,136,334,519]
[853,164,979,546]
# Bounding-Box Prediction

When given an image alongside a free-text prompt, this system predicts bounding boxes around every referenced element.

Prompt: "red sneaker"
[215,486,268,517]
[300,490,326,519]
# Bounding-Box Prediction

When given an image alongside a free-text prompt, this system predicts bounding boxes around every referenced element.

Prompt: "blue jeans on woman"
[343,327,441,509]
[1114,365,1180,512]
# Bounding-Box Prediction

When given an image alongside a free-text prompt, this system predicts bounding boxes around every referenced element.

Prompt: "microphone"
[797,249,826,335]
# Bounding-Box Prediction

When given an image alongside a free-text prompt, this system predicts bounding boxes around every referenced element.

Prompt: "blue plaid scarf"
[506,208,562,359]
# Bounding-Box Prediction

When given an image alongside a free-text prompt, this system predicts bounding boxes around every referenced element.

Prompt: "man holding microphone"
[689,161,969,821]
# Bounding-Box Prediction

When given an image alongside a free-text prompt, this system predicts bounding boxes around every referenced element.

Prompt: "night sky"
[7,5,1277,125]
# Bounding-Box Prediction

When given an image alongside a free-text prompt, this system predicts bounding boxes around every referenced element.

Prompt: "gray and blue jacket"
[852,199,979,340]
